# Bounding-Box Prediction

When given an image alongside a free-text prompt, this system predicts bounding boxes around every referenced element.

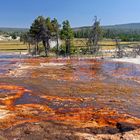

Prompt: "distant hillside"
[73,23,140,32]
[1,23,140,33]
[104,23,140,30]
[0,27,28,33]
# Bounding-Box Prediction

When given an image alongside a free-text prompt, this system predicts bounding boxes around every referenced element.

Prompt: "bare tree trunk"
[36,43,39,55]
[56,34,59,56]
[43,40,47,56]
[66,39,70,56]
[43,40,50,57]
[35,43,37,56]
[28,43,31,54]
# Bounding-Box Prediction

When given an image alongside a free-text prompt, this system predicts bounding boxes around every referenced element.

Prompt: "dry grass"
[72,39,140,50]
[0,41,27,52]
[1,39,140,53]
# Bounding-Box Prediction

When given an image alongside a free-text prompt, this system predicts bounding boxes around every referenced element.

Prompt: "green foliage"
[59,45,66,56]
[46,17,54,32]
[80,47,89,55]
[51,18,60,35]
[30,16,47,40]
[70,45,77,55]
[103,29,140,41]
[11,33,17,39]
[28,16,61,56]
[60,20,74,40]
[74,24,140,41]
[74,28,91,38]
[60,20,74,56]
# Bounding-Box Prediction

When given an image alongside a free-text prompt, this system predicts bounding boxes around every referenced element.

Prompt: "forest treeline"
[1,23,140,42]
[74,27,140,41]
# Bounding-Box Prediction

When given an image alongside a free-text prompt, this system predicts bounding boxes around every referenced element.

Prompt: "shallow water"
[0,52,27,59]
[0,54,140,129]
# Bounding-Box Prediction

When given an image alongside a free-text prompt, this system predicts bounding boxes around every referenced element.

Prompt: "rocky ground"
[0,121,139,140]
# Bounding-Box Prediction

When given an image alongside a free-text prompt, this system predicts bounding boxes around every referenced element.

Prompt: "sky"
[0,0,140,28]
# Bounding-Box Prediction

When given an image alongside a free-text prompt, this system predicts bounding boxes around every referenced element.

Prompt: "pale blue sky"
[0,0,140,28]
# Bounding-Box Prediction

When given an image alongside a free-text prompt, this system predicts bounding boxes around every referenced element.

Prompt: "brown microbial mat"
[0,55,140,139]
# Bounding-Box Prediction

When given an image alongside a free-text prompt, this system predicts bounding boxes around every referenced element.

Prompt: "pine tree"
[60,20,74,56]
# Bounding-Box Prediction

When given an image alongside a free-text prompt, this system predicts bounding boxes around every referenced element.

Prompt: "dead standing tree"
[114,38,127,58]
[88,16,102,56]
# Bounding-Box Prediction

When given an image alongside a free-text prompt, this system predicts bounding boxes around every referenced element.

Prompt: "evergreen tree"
[51,18,60,55]
[29,16,51,56]
[60,20,74,56]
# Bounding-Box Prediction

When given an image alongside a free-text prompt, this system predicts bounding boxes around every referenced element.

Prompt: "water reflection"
[102,61,140,80]
[0,53,27,59]
[0,55,140,129]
